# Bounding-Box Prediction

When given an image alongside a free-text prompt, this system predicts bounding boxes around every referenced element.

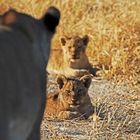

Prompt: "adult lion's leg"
[27,107,45,140]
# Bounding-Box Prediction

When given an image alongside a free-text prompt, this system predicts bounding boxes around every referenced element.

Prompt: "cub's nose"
[71,54,76,58]
[71,98,77,102]
[71,96,79,103]
[71,99,80,105]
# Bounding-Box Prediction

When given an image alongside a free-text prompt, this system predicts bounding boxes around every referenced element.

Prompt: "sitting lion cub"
[47,35,97,77]
[45,75,94,120]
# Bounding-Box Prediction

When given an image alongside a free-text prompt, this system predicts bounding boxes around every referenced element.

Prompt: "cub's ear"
[42,6,60,32]
[80,75,92,89]
[57,75,67,89]
[60,37,66,46]
[82,35,89,46]
[1,9,17,25]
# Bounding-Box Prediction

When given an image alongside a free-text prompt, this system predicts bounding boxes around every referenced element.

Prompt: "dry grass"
[93,80,140,140]
[0,0,140,139]
[41,77,140,140]
[0,0,139,84]
[90,88,140,140]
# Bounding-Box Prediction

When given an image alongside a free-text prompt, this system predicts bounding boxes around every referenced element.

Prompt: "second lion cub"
[45,75,94,120]
[47,35,97,77]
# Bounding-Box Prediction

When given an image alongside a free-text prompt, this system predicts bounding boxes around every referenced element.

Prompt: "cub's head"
[57,75,91,107]
[60,35,89,63]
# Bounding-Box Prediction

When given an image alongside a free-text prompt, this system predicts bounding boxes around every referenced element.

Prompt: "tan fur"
[47,35,96,77]
[45,75,94,120]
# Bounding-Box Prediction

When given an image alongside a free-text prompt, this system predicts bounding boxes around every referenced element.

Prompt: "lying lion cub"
[47,35,98,77]
[45,75,94,120]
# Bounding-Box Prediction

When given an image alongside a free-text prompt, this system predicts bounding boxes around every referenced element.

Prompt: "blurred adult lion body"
[0,7,60,140]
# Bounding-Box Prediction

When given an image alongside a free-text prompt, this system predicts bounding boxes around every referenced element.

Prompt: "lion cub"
[47,35,97,77]
[45,75,94,120]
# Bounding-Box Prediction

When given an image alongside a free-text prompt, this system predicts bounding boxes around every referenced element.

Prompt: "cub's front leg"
[58,111,81,120]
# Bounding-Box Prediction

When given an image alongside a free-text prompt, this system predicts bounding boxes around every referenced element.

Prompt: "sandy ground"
[41,75,140,140]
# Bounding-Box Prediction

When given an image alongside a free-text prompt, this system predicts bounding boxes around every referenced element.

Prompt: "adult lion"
[0,7,60,140]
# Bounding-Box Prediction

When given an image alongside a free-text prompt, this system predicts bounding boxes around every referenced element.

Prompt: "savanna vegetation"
[1,0,139,84]
[0,0,140,139]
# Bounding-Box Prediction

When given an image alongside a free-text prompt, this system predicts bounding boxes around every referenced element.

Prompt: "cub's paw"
[74,69,90,77]
[58,111,81,120]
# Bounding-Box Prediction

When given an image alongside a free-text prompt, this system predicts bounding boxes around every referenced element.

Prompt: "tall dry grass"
[0,0,140,83]
[0,1,140,139]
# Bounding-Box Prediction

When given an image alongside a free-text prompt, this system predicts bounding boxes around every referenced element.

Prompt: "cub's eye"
[68,46,72,49]
[77,46,81,49]
[65,90,70,96]
[77,89,84,95]
[77,88,82,93]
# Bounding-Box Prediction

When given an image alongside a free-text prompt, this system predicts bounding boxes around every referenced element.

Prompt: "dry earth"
[41,74,140,140]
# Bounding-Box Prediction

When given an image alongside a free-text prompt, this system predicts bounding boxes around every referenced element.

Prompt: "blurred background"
[0,0,140,84]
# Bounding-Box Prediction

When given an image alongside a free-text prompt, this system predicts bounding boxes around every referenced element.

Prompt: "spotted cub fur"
[45,75,94,120]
